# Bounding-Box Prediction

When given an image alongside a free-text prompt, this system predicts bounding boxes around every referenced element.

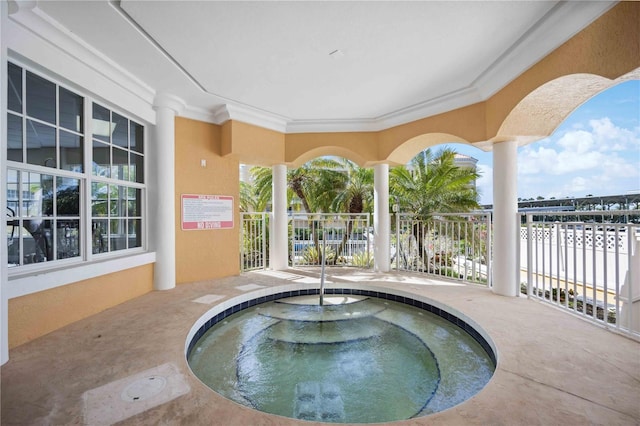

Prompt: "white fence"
[519,211,640,337]
[393,213,492,286]
[241,209,640,338]
[291,213,371,267]
[240,212,268,271]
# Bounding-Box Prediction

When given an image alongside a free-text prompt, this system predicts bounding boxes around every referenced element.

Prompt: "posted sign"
[181,194,234,230]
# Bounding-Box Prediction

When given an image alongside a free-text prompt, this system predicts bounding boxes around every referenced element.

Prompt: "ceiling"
[35,1,615,132]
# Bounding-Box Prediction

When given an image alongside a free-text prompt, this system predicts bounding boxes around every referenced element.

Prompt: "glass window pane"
[92,219,108,254]
[92,103,111,142]
[60,130,83,173]
[92,140,110,178]
[7,217,21,267]
[112,147,128,180]
[112,112,128,148]
[56,177,79,216]
[128,218,141,249]
[23,218,53,263]
[127,188,141,216]
[59,87,83,133]
[130,121,144,154]
[110,185,126,217]
[110,218,126,251]
[130,152,143,183]
[26,71,56,124]
[26,119,56,168]
[7,113,23,162]
[23,173,54,217]
[91,182,108,217]
[7,170,19,217]
[57,219,80,260]
[8,63,22,113]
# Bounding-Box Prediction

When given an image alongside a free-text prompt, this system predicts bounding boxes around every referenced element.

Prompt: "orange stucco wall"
[8,264,153,348]
[175,117,240,283]
[222,120,285,166]
[378,103,488,163]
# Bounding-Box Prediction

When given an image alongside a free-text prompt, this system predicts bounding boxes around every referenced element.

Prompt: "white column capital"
[153,93,186,114]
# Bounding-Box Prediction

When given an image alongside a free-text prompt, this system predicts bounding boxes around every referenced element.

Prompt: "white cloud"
[519,117,639,177]
[589,117,639,151]
[515,116,639,200]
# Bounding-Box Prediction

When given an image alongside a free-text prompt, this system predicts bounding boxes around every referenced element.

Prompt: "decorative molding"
[204,103,289,133]
[153,92,186,114]
[8,4,156,117]
[8,0,616,135]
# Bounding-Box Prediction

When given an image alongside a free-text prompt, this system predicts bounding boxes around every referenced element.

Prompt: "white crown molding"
[284,2,616,134]
[203,103,289,133]
[375,86,485,131]
[285,86,485,134]
[8,3,156,111]
[286,118,380,134]
[472,1,616,100]
[10,1,614,135]
[153,92,186,114]
[180,105,219,125]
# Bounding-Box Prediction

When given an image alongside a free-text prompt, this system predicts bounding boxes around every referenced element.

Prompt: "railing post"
[626,226,635,332]
[239,213,244,271]
[395,207,400,271]
[486,213,492,288]
[526,214,533,298]
[262,213,267,270]
[515,215,521,295]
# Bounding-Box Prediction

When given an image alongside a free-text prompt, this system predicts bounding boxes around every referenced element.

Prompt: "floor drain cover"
[121,375,167,402]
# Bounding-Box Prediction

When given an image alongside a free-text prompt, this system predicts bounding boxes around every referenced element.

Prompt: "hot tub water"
[188,294,494,423]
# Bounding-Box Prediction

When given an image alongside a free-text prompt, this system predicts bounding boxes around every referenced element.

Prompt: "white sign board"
[181,194,234,230]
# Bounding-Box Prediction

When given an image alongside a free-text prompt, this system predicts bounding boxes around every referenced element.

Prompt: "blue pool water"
[188,292,495,423]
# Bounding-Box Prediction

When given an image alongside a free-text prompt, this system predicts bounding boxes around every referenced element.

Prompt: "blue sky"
[443,80,640,205]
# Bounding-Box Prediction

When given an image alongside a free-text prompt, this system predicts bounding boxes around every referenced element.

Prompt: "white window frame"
[5,59,152,296]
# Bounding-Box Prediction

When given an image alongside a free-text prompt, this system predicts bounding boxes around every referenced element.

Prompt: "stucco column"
[374,163,390,272]
[270,164,288,270]
[151,93,184,290]
[492,140,519,296]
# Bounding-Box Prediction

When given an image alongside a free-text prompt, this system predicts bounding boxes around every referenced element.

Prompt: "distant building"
[454,153,479,190]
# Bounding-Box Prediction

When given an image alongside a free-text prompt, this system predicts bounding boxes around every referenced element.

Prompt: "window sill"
[7,251,156,299]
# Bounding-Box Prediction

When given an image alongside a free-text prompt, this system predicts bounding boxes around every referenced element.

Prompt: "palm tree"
[330,159,374,215]
[330,159,374,261]
[246,159,348,261]
[390,147,480,218]
[289,157,345,214]
[390,147,481,269]
[242,166,274,213]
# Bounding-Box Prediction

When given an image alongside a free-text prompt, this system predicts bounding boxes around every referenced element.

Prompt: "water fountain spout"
[320,228,326,306]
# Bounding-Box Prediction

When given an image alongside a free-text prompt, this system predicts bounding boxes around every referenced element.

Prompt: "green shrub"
[352,251,374,267]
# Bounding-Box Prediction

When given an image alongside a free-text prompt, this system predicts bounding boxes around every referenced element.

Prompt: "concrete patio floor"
[2,268,639,425]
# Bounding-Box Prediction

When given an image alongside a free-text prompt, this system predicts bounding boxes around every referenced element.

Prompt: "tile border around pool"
[185,285,497,367]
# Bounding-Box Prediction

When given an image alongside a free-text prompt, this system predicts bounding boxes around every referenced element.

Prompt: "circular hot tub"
[186,287,496,423]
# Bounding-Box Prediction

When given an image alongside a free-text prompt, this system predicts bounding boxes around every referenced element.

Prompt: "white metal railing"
[520,211,640,338]
[240,212,268,271]
[393,213,492,286]
[291,213,371,268]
